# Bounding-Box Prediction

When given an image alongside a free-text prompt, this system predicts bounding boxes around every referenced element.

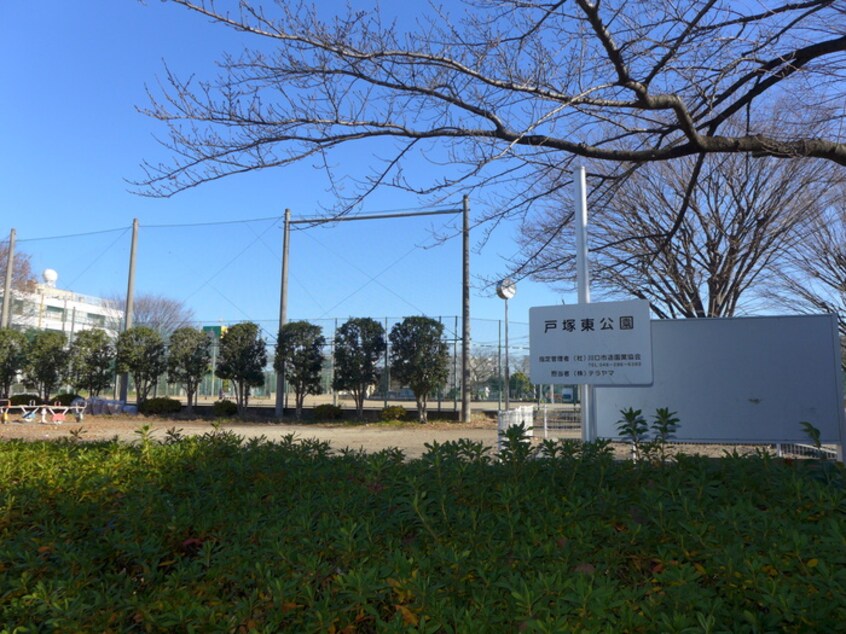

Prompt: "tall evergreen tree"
[167,326,212,412]
[0,328,28,398]
[333,317,385,418]
[69,329,115,397]
[24,330,69,401]
[389,317,449,423]
[276,321,325,420]
[116,326,167,405]
[216,322,267,415]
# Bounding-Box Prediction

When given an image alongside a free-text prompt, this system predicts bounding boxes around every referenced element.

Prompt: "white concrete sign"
[594,314,846,445]
[530,300,653,386]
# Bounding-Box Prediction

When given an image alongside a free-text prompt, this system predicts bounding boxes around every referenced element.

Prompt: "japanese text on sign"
[543,315,636,333]
[529,300,653,386]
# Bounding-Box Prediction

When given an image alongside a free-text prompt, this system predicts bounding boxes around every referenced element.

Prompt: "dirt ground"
[0,412,793,460]
[0,413,518,459]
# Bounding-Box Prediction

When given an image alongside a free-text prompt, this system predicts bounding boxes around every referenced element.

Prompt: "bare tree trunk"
[354,387,364,419]
[295,392,304,420]
[235,380,246,416]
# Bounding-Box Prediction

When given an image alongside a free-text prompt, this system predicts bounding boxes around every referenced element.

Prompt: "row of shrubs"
[5,430,842,631]
[5,393,81,407]
[140,399,409,421]
[5,393,409,422]
[135,400,410,421]
[313,403,407,421]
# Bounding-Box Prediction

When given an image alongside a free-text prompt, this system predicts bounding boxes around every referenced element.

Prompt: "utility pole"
[119,218,138,403]
[453,316,459,412]
[332,317,338,406]
[384,316,390,410]
[461,195,471,423]
[1,228,15,329]
[275,209,290,418]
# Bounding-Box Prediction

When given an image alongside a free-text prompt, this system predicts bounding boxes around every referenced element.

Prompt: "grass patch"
[1,432,844,631]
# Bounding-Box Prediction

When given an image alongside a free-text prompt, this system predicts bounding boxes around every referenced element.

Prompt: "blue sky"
[0,1,575,348]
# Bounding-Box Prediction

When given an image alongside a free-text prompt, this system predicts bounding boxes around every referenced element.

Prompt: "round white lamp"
[496,278,516,300]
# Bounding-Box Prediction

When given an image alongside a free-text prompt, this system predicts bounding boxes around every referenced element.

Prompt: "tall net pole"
[276,204,469,421]
[119,218,138,403]
[275,209,290,418]
[1,228,15,328]
[461,195,471,423]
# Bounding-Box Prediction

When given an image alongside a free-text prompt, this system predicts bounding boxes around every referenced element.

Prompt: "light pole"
[496,278,516,411]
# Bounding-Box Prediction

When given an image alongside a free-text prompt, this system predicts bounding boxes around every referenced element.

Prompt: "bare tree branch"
[519,150,842,317]
[771,185,846,368]
[104,293,196,337]
[134,0,846,217]
[0,243,37,292]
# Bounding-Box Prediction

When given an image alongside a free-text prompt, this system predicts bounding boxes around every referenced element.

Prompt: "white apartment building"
[3,269,122,339]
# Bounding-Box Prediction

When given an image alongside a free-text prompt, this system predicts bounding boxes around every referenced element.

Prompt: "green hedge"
[212,399,238,418]
[8,394,43,406]
[0,437,844,631]
[138,397,182,416]
[379,405,407,421]
[313,403,343,420]
[50,393,82,406]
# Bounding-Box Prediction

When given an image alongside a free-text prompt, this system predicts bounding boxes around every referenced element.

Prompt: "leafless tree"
[0,242,36,292]
[519,154,842,318]
[468,349,500,397]
[104,293,195,338]
[137,0,846,234]
[774,185,846,368]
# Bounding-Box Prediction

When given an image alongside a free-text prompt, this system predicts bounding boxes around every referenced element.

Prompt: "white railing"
[497,405,535,451]
[775,443,839,460]
[537,405,581,438]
